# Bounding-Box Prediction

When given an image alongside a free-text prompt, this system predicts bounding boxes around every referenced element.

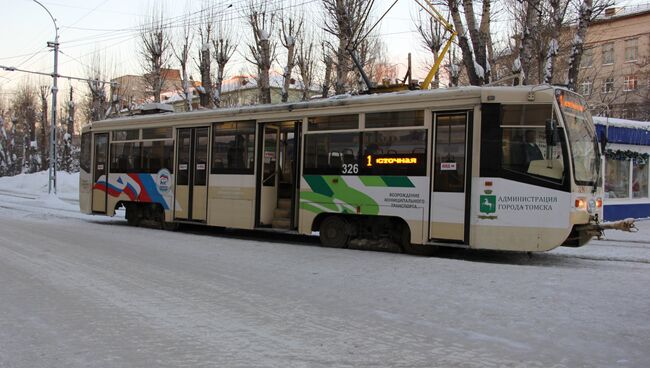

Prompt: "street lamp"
[33,0,58,194]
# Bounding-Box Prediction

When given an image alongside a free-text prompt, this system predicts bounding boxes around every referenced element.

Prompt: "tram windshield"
[556,90,600,186]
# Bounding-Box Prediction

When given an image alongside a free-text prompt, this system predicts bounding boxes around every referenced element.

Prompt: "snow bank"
[0,170,79,201]
[593,116,650,130]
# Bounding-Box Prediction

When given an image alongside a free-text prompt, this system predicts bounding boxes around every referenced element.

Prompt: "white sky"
[0,0,646,100]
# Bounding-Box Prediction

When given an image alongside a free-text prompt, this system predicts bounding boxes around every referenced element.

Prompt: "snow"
[593,116,650,130]
[512,57,521,73]
[474,60,485,79]
[0,171,649,367]
[259,29,270,41]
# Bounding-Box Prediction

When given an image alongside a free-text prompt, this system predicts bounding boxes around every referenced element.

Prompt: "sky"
[0,0,646,101]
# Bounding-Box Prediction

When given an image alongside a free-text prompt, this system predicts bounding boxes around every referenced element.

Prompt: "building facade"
[576,5,650,121]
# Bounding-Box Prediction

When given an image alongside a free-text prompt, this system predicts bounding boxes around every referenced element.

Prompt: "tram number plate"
[440,162,457,171]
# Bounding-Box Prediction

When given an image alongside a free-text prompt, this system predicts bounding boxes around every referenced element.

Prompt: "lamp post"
[33,0,58,194]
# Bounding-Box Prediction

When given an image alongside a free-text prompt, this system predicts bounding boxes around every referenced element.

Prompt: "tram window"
[141,140,174,173]
[142,127,172,140]
[304,132,360,175]
[80,132,91,172]
[501,104,564,182]
[361,129,427,176]
[501,105,552,126]
[110,142,142,173]
[211,121,256,174]
[308,115,358,131]
[434,115,466,192]
[365,110,424,128]
[112,129,139,141]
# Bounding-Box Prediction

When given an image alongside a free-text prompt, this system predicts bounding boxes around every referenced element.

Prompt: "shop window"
[211,121,256,174]
[304,132,360,175]
[633,160,648,198]
[365,110,424,128]
[605,158,630,198]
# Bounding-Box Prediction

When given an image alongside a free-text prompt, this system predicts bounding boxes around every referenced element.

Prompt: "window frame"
[602,42,615,65]
[210,120,257,175]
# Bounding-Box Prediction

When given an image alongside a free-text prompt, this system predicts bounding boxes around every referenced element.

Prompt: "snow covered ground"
[0,172,649,367]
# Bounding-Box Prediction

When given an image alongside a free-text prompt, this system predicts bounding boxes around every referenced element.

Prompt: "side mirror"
[545,119,558,146]
[599,130,608,155]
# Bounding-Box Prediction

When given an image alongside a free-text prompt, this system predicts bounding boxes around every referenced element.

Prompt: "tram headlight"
[587,199,597,214]
[575,198,587,210]
[596,197,603,208]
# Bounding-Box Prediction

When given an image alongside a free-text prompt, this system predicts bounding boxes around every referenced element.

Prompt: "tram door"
[257,124,280,226]
[430,112,470,242]
[92,133,109,213]
[175,127,210,221]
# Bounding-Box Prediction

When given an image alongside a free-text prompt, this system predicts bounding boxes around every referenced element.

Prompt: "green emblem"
[480,195,496,214]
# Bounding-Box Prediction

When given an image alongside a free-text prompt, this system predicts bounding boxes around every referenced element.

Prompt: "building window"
[581,49,593,68]
[602,77,614,94]
[625,39,638,62]
[606,158,630,198]
[580,81,592,96]
[633,160,649,198]
[623,75,638,91]
[602,42,614,65]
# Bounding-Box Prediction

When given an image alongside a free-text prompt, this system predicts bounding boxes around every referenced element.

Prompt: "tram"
[79,85,632,252]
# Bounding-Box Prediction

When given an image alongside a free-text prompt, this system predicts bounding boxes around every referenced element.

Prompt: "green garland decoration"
[605,149,649,164]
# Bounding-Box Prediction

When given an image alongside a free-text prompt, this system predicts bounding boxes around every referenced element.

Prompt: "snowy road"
[0,190,649,367]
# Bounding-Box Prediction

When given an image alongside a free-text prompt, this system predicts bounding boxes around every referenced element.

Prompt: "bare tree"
[38,85,49,169]
[279,5,304,103]
[447,0,483,85]
[245,0,276,104]
[322,0,374,94]
[321,44,334,97]
[565,0,593,90]
[413,9,447,88]
[172,11,194,112]
[542,0,570,84]
[296,34,317,101]
[212,15,237,108]
[140,7,171,103]
[197,5,215,108]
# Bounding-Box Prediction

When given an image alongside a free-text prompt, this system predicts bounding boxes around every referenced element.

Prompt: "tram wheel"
[319,216,349,248]
[126,205,141,227]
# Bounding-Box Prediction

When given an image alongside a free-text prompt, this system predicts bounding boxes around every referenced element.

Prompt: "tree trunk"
[199,46,213,108]
[519,0,541,85]
[448,0,481,85]
[322,54,333,98]
[542,0,565,84]
[259,38,272,104]
[566,0,593,90]
[462,0,487,83]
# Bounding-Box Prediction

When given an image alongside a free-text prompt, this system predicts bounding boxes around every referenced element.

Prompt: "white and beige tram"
[80,85,626,252]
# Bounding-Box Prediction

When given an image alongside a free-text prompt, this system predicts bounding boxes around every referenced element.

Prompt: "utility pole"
[33,0,59,194]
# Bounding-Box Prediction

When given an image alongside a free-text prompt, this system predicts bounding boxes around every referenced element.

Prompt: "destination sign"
[366,155,419,167]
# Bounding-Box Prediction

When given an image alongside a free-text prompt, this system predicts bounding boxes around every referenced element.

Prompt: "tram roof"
[84,85,559,131]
